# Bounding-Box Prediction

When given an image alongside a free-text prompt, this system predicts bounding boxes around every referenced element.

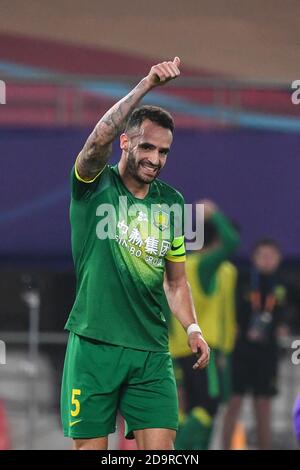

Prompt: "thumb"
[190,339,198,354]
[173,56,181,68]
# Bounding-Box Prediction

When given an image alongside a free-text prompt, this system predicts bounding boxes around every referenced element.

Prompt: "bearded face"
[122,119,173,185]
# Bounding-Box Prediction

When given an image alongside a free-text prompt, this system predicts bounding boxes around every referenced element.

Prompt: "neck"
[118,158,150,200]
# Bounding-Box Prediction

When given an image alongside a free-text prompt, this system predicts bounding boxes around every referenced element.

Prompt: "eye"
[140,143,153,150]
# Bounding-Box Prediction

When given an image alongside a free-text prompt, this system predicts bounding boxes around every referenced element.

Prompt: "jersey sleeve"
[165,235,186,263]
[165,192,186,263]
[71,156,107,200]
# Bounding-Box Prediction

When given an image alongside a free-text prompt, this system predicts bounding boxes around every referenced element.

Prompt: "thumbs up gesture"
[146,57,181,88]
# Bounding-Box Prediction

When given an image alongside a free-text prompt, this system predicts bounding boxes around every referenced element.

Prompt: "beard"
[126,150,161,184]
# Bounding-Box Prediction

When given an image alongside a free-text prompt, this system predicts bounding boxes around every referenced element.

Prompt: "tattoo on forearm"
[94,86,143,144]
[100,94,135,138]
[78,80,149,177]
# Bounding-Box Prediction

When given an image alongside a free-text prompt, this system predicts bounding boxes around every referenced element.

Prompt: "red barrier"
[0,400,11,450]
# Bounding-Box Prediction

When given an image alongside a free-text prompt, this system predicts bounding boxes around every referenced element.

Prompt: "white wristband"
[187,323,202,336]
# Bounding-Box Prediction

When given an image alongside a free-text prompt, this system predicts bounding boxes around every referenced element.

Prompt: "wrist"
[187,323,202,336]
[140,76,154,92]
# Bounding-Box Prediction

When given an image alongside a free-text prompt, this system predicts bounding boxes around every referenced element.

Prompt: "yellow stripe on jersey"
[165,255,186,263]
[165,235,186,262]
[75,156,106,183]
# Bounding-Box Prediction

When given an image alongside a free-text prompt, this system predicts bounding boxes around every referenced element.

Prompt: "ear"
[120,133,129,152]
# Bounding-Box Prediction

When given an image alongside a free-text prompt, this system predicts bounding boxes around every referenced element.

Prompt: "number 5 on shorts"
[71,389,81,417]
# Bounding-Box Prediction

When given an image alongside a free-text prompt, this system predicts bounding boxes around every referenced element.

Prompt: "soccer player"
[60,57,210,450]
[169,200,240,449]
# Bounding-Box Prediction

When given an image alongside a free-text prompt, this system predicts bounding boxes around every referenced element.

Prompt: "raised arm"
[76,57,181,181]
[198,200,240,294]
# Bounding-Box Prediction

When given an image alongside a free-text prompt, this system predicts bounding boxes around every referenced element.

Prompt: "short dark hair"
[252,238,282,255]
[125,105,174,134]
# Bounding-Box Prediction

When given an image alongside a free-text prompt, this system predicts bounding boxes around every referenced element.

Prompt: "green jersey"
[65,163,186,352]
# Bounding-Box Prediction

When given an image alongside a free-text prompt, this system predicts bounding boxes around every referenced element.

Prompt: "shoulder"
[70,163,115,201]
[219,261,238,275]
[218,262,238,284]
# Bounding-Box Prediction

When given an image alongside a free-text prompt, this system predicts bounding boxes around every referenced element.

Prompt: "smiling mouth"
[139,162,160,173]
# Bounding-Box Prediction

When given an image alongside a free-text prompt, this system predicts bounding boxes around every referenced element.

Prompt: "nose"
[147,150,160,166]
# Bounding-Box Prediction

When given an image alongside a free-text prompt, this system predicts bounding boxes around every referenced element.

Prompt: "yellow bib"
[169,254,237,358]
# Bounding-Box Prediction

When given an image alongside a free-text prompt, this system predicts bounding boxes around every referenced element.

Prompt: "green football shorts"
[61,332,179,439]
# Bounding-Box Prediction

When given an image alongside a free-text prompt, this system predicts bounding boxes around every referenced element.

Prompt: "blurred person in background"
[169,200,240,449]
[222,239,289,450]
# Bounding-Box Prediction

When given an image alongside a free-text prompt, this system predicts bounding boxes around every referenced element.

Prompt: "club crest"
[153,210,170,231]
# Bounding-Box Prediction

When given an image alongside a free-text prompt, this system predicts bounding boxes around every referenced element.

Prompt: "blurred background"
[0,0,300,450]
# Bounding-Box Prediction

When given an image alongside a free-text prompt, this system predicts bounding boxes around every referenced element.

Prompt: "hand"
[188,332,210,370]
[146,57,181,88]
[198,199,218,220]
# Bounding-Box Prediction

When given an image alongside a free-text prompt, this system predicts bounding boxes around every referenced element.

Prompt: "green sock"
[175,407,213,450]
